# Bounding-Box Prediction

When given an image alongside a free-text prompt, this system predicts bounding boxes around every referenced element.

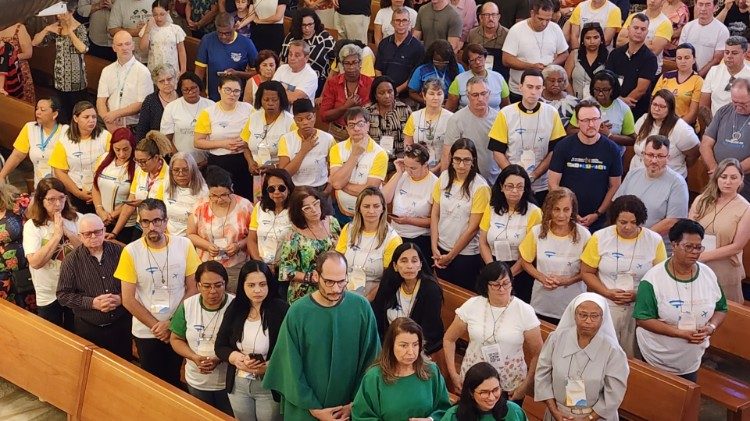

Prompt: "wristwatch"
[707,322,717,334]
[303,272,312,284]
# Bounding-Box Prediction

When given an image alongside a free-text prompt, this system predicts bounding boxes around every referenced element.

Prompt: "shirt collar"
[518,101,541,114]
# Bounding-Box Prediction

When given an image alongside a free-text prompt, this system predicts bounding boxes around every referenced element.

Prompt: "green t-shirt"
[440,400,528,421]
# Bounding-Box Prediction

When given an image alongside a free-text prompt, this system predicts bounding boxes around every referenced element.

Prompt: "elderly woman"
[170,261,235,414]
[404,78,453,172]
[689,158,750,302]
[240,81,295,172]
[444,262,543,401]
[541,65,579,128]
[280,8,335,94]
[164,152,208,237]
[161,71,215,165]
[535,292,629,421]
[136,64,179,142]
[441,362,528,421]
[446,44,510,111]
[92,128,137,243]
[564,22,607,100]
[366,76,412,157]
[244,50,279,105]
[320,43,373,141]
[352,317,451,420]
[247,168,294,268]
[581,195,667,356]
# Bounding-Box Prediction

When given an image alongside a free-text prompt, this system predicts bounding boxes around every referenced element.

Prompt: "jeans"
[37,300,74,332]
[228,375,282,421]
[188,385,234,416]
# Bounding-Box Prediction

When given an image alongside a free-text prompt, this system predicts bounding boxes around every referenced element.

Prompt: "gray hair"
[392,6,411,18]
[77,213,104,231]
[731,77,750,94]
[168,152,207,197]
[726,35,749,52]
[289,39,311,56]
[215,12,235,28]
[542,64,567,81]
[151,63,177,84]
[421,77,444,95]
[339,43,363,62]
[466,75,488,90]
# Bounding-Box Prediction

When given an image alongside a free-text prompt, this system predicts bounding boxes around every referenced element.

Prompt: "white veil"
[556,292,620,347]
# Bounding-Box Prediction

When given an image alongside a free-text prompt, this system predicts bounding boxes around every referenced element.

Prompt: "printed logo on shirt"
[231,52,243,62]
[668,299,685,309]
[544,250,556,258]
[494,222,507,229]
[130,9,150,25]
[145,266,160,275]
[566,157,608,171]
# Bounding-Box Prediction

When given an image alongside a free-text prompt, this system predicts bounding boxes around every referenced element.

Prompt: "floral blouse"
[0,194,32,309]
[192,195,254,268]
[43,24,89,92]
[277,217,340,303]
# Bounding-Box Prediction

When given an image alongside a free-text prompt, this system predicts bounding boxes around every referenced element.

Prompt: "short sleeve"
[249,205,260,230]
[653,240,667,264]
[568,5,582,25]
[501,78,510,98]
[160,106,176,135]
[22,222,41,256]
[527,208,542,231]
[12,124,30,153]
[550,114,566,139]
[548,138,569,173]
[369,150,389,180]
[240,119,252,142]
[580,234,601,268]
[633,280,659,319]
[408,67,423,91]
[431,180,442,204]
[277,134,290,157]
[173,25,186,43]
[383,235,403,267]
[606,7,622,28]
[448,79,460,96]
[518,229,537,263]
[622,13,633,28]
[479,204,492,231]
[329,143,343,168]
[403,113,416,137]
[48,141,69,170]
[455,296,479,323]
[621,109,636,135]
[335,224,349,253]
[488,111,509,143]
[194,110,212,134]
[170,303,188,338]
[654,20,673,41]
[195,37,208,67]
[185,242,200,276]
[113,247,138,284]
[691,77,703,102]
[471,185,490,213]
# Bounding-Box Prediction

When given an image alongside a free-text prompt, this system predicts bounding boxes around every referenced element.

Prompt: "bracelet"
[303,271,312,284]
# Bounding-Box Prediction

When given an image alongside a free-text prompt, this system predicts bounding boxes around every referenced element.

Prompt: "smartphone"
[248,353,265,362]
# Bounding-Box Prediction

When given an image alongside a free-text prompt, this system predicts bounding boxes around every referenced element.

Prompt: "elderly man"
[679,0,729,78]
[374,7,425,98]
[614,135,688,236]
[413,0,463,52]
[107,0,152,63]
[194,12,258,101]
[467,2,510,76]
[273,40,319,104]
[96,30,153,132]
[57,214,131,361]
[700,36,750,117]
[700,78,750,201]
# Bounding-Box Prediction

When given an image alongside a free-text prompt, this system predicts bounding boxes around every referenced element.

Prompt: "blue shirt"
[196,32,258,101]
[374,34,425,88]
[408,63,464,95]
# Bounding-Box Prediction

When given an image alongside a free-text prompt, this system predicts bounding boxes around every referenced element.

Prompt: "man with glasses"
[447,43,510,111]
[614,135,688,237]
[375,7,425,99]
[264,251,380,421]
[273,40,319,103]
[115,198,200,387]
[96,30,154,132]
[699,36,750,117]
[413,0,463,52]
[467,2,510,76]
[194,12,258,101]
[57,214,132,361]
[489,69,565,205]
[549,99,622,231]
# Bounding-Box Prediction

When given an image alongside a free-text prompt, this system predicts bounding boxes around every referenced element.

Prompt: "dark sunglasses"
[267,185,288,194]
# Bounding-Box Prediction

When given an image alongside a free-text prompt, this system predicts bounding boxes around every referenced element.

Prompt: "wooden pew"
[80,348,232,420]
[0,94,34,150]
[184,36,200,71]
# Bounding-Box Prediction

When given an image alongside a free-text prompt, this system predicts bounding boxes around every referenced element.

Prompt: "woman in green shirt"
[442,362,528,421]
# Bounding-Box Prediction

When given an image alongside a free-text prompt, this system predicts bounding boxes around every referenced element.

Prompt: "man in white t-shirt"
[272,40,318,103]
[700,36,750,116]
[678,0,729,77]
[502,0,569,100]
[96,31,154,131]
[107,0,152,63]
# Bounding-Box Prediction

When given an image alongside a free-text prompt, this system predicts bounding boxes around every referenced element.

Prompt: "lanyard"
[39,124,59,151]
[482,298,512,344]
[118,62,135,102]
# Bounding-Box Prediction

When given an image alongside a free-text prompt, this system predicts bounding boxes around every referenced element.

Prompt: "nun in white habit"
[534,292,629,421]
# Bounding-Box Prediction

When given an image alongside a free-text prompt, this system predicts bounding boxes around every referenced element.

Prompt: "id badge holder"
[428,147,437,167]
[480,343,503,370]
[236,369,255,379]
[196,338,215,357]
[260,237,279,263]
[703,234,717,252]
[214,238,229,260]
[493,240,513,262]
[484,55,494,71]
[256,147,272,166]
[380,135,395,154]
[348,267,367,293]
[678,311,697,331]
[565,379,588,408]
[520,149,536,173]
[151,285,170,314]
[614,272,634,291]
[81,171,95,191]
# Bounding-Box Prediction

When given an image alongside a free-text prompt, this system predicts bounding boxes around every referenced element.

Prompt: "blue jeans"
[228,375,281,421]
[187,385,233,416]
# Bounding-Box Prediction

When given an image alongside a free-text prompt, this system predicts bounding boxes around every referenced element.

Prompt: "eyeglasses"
[321,276,348,288]
[44,196,67,203]
[301,22,315,27]
[502,184,525,191]
[675,242,705,253]
[134,156,155,165]
[301,199,321,213]
[593,88,612,94]
[479,13,500,18]
[650,102,668,110]
[392,18,410,24]
[140,217,165,227]
[222,87,242,95]
[342,60,361,68]
[474,386,502,399]
[217,29,233,37]
[172,167,190,175]
[452,157,473,166]
[267,185,287,194]
[209,192,232,200]
[199,282,225,291]
[80,228,104,238]
[643,152,668,160]
[578,117,601,125]
[488,280,512,289]
[468,90,490,99]
[346,121,368,130]
[725,76,736,92]
[575,312,602,321]
[181,85,199,93]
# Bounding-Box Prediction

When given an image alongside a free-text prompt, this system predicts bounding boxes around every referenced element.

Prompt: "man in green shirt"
[263,251,381,420]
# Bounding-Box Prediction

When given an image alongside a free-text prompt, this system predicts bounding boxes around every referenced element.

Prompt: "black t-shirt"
[605,44,657,120]
[337,0,370,16]
[725,4,750,36]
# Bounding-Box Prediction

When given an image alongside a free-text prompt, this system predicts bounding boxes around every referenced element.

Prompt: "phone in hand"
[248,353,265,362]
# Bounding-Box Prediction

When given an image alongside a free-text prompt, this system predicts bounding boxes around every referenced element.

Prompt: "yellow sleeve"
[369,150,388,181]
[240,119,251,142]
[185,242,201,276]
[691,77,703,103]
[277,134,290,157]
[480,204,492,232]
[335,224,349,253]
[550,113,566,139]
[518,229,537,263]
[568,4,582,25]
[431,181,442,204]
[471,185,490,213]
[527,208,543,232]
[622,13,633,28]
[652,75,666,95]
[329,143,343,168]
[606,7,622,28]
[653,240,667,264]
[48,141,69,170]
[104,131,112,150]
[487,111,509,143]
[194,110,212,134]
[382,235,403,267]
[249,205,259,230]
[580,234,602,268]
[129,169,142,194]
[153,181,165,201]
[654,20,673,41]
[12,124,31,153]
[403,114,416,137]
[113,247,137,284]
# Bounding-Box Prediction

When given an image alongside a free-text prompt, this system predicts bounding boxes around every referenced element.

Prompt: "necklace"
[731,112,750,142]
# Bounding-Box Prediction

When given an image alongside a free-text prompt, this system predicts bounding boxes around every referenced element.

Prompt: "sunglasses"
[267,185,288,194]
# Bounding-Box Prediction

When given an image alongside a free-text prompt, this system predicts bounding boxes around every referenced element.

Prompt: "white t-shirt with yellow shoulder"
[22,217,79,306]
[328,137,389,216]
[432,172,491,256]
[480,203,542,262]
[113,235,201,338]
[568,0,623,33]
[164,183,208,237]
[48,128,111,191]
[249,206,292,264]
[277,129,336,188]
[519,223,592,318]
[239,109,296,165]
[13,122,68,187]
[403,108,453,168]
[129,161,169,201]
[391,171,439,239]
[95,156,136,228]
[335,223,403,297]
[194,101,253,156]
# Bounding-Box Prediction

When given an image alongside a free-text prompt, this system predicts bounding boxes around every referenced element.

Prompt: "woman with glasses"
[335,188,402,300]
[408,40,463,107]
[247,169,295,270]
[441,362,527,421]
[479,165,541,304]
[535,292,628,421]
[280,9,335,94]
[689,158,750,302]
[565,22,607,100]
[580,195,667,357]
[630,90,699,178]
[240,81,295,174]
[404,78,453,173]
[135,63,179,142]
[431,139,490,291]
[444,262,542,402]
[161,71,215,166]
[366,76,412,157]
[109,131,172,240]
[92,128,137,243]
[163,152,208,237]
[653,43,703,127]
[277,187,341,303]
[23,178,81,327]
[49,101,112,214]
[382,143,438,256]
[352,317,451,420]
[194,74,254,200]
[188,166,254,292]
[215,260,288,420]
[541,65,579,128]
[169,261,235,415]
[519,188,591,325]
[446,43,510,112]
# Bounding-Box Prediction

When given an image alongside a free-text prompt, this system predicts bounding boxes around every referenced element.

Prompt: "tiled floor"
[0,378,65,420]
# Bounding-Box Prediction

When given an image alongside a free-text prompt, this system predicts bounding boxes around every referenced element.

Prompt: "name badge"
[484,55,494,71]
[678,311,697,331]
[481,342,504,372]
[260,237,279,263]
[565,379,588,408]
[196,339,215,356]
[347,267,367,293]
[150,285,170,314]
[81,171,95,191]
[614,272,634,291]
[256,147,272,165]
[520,149,536,173]
[493,240,513,262]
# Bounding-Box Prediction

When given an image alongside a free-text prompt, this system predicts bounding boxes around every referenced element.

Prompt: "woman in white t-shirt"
[630,90,700,177]
[373,0,418,45]
[404,78,453,172]
[139,0,187,74]
[581,195,667,357]
[161,72,215,165]
[519,187,591,324]
[431,139,490,291]
[382,143,438,257]
[443,262,543,404]
[92,128,137,243]
[23,178,81,328]
[248,168,294,270]
[169,261,235,415]
[164,152,208,237]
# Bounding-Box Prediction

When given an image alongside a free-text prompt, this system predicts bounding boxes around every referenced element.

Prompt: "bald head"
[112,30,134,63]
[78,214,106,252]
[479,2,500,30]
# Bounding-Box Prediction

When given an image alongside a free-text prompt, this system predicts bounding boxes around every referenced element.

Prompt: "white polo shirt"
[97,56,154,126]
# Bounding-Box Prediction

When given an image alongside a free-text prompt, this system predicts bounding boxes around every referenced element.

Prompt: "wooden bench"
[0,94,34,150]
[185,36,200,72]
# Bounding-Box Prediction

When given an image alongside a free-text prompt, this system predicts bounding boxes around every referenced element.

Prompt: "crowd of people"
[0,0,747,419]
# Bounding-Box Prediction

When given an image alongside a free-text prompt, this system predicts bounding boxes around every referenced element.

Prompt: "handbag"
[11,267,34,294]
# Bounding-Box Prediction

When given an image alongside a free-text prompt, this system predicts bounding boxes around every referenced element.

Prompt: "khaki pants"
[334,13,370,45]
[316,8,335,29]
[610,304,636,358]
